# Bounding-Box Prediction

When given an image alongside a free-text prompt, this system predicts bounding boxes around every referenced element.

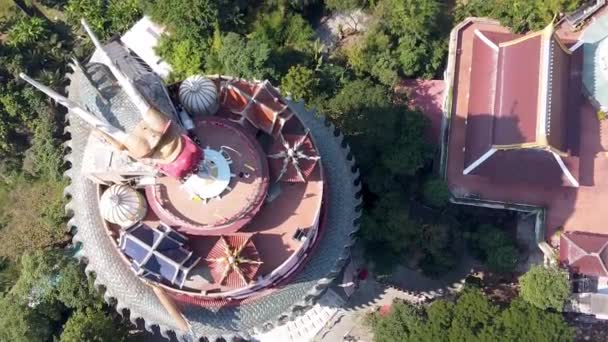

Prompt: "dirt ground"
[566,313,608,342]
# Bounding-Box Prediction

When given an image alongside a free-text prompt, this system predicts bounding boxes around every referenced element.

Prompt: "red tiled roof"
[445,20,604,242]
[561,232,608,277]
[470,149,579,187]
[493,34,542,145]
[547,35,574,151]
[220,80,292,137]
[462,27,579,187]
[479,31,520,45]
[206,235,262,289]
[464,33,498,166]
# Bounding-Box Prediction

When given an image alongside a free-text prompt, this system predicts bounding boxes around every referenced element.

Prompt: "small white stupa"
[178,75,219,116]
[100,184,147,227]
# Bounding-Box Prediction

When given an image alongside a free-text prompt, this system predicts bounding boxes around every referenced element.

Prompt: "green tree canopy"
[370,300,422,342]
[142,0,218,40]
[369,290,573,342]
[207,32,274,80]
[156,35,206,82]
[421,178,450,208]
[325,79,432,188]
[470,224,518,273]
[378,0,449,78]
[495,298,574,342]
[60,308,128,342]
[455,0,582,33]
[343,27,399,86]
[0,294,53,342]
[281,65,319,101]
[325,0,367,11]
[519,265,570,310]
[447,289,497,341]
[11,250,103,312]
[66,0,142,40]
[360,191,457,275]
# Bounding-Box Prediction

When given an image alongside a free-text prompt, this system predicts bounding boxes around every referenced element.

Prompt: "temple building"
[442,9,608,318]
[22,18,361,340]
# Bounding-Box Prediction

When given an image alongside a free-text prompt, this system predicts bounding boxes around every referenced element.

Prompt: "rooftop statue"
[21,17,361,341]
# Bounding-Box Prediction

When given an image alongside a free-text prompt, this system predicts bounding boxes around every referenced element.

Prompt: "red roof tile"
[464,34,498,166]
[560,232,608,277]
[493,34,542,145]
[460,26,579,186]
[206,235,262,289]
[471,149,578,187]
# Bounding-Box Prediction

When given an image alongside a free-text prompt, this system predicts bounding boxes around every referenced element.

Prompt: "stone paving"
[313,246,474,342]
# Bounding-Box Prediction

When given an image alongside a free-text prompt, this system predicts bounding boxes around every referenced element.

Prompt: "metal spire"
[19,73,129,145]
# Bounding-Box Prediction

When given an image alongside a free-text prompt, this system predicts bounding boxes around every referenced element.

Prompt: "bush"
[497,298,575,342]
[519,265,570,310]
[486,244,518,273]
[209,32,274,80]
[0,294,54,342]
[281,65,319,101]
[455,0,583,33]
[60,308,127,342]
[380,0,449,79]
[421,178,450,208]
[369,300,422,342]
[156,35,206,82]
[12,250,103,311]
[7,17,49,48]
[66,0,141,40]
[369,290,573,342]
[343,28,399,86]
[470,224,518,273]
[142,0,218,40]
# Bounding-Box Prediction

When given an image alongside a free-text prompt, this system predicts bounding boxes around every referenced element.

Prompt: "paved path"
[314,247,474,342]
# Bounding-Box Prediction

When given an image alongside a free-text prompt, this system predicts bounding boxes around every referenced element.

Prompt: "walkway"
[313,245,474,342]
[396,79,446,145]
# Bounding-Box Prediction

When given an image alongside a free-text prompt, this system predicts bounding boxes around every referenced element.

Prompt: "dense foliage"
[519,265,571,310]
[468,224,519,273]
[60,308,128,342]
[369,289,574,342]
[421,178,450,209]
[0,0,586,338]
[0,1,141,340]
[455,0,583,33]
[342,0,449,82]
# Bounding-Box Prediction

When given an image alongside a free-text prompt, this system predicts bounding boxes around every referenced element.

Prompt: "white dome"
[179,75,219,116]
[100,184,147,227]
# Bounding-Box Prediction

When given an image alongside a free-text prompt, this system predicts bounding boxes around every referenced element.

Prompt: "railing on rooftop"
[565,0,606,28]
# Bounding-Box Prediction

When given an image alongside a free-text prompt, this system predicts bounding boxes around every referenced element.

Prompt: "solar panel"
[119,222,200,287]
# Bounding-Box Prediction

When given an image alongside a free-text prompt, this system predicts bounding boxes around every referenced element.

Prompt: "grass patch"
[0,0,17,20]
[0,177,68,261]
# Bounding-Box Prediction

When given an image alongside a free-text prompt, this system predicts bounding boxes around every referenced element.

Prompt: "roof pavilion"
[463,24,580,187]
